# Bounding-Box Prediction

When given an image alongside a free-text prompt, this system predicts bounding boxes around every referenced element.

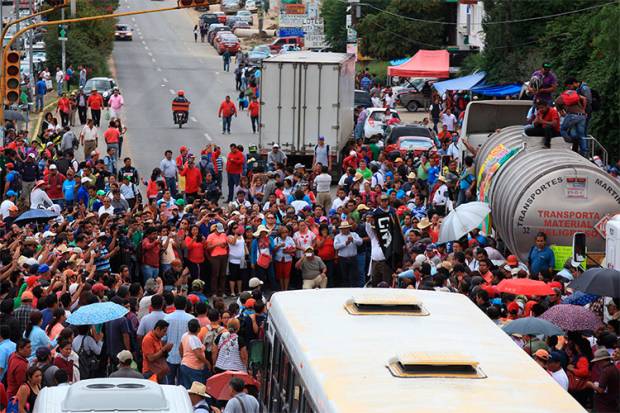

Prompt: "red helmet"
[177,90,185,96]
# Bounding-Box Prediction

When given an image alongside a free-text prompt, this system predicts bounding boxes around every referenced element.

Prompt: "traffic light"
[4,51,21,104]
[177,0,208,7]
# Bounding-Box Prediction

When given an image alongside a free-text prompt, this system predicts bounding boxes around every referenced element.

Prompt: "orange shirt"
[248,101,260,117]
[141,331,163,374]
[218,100,237,117]
[206,232,228,257]
[57,97,71,113]
[185,237,205,264]
[104,127,120,144]
[87,93,104,110]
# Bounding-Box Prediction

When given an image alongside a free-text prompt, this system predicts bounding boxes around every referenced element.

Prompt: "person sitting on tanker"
[555,77,588,156]
[524,99,560,149]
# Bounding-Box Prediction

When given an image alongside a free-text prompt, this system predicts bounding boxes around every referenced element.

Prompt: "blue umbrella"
[502,317,564,337]
[14,209,59,225]
[67,302,128,325]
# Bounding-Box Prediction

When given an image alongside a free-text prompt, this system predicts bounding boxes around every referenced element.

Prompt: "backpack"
[590,88,601,111]
[203,325,224,353]
[6,397,18,413]
[76,335,99,379]
[561,90,580,106]
[8,171,22,192]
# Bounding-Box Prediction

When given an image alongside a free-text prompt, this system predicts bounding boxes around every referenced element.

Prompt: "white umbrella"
[437,201,491,244]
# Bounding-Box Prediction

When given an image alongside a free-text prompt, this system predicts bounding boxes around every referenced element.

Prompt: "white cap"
[349,150,356,156]
[49,164,57,170]
[248,277,264,288]
[43,230,55,238]
[273,143,279,148]
[28,153,36,158]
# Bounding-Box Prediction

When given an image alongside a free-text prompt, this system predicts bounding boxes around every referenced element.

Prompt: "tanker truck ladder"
[584,135,608,166]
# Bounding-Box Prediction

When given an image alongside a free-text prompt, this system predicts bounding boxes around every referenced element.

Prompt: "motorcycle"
[173,110,188,128]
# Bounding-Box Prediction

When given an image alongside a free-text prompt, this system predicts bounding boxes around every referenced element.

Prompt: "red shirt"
[248,101,260,117]
[141,237,161,267]
[87,93,104,110]
[104,127,120,144]
[218,100,237,117]
[226,151,244,175]
[316,235,336,261]
[57,97,71,113]
[180,165,202,194]
[185,237,206,264]
[6,352,28,398]
[45,172,66,200]
[342,155,359,170]
[537,107,560,133]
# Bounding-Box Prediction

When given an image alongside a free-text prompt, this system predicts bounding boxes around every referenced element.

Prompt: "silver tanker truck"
[473,122,620,261]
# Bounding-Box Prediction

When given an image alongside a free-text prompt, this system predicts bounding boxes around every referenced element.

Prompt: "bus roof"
[268,288,585,413]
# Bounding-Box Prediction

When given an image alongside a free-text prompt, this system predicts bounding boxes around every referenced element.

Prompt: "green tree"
[44,0,119,78]
[321,0,347,52]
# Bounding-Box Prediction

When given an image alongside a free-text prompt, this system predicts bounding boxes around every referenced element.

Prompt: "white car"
[279,44,301,54]
[363,107,400,139]
[245,0,257,12]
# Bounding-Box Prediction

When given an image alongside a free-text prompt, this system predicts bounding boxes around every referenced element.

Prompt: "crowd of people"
[0,56,615,412]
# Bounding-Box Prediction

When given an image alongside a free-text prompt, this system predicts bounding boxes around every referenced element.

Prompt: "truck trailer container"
[259,51,355,166]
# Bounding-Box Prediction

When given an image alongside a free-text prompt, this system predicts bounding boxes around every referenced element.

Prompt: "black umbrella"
[568,268,620,298]
[14,209,58,225]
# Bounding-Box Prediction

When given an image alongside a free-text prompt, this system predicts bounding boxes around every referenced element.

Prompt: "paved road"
[113,0,257,180]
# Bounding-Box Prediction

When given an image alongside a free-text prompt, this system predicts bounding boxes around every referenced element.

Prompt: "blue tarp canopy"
[471,83,523,97]
[389,58,409,66]
[433,71,486,94]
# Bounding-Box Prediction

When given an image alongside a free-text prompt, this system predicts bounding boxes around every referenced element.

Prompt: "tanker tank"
[475,128,620,262]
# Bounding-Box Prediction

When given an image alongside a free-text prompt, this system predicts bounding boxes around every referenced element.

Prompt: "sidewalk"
[27,92,61,134]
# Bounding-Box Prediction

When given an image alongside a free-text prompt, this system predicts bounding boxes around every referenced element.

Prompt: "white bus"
[259,288,586,413]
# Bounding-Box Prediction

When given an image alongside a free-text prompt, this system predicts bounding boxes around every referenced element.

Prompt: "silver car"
[222,0,240,15]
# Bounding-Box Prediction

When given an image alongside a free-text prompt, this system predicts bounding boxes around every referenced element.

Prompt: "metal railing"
[584,135,608,166]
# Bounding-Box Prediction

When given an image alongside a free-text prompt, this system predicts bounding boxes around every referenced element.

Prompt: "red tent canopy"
[387,50,450,78]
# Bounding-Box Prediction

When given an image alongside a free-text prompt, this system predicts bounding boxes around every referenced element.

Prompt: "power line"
[339,0,616,26]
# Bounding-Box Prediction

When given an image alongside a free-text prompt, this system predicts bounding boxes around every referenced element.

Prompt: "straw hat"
[188,381,208,397]
[339,221,352,229]
[253,225,269,237]
[417,217,431,229]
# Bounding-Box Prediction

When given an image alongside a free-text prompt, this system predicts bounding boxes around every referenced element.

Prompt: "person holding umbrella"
[188,381,220,413]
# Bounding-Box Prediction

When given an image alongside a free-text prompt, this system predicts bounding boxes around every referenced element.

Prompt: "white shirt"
[30,188,53,210]
[366,222,386,261]
[314,144,329,167]
[441,113,457,131]
[290,199,309,214]
[314,173,331,193]
[334,232,363,257]
[550,368,569,391]
[98,205,114,216]
[371,171,384,189]
[55,70,64,83]
[0,199,15,218]
[160,158,178,178]
[447,142,461,161]
[330,196,349,211]
[81,125,98,142]
[432,184,449,206]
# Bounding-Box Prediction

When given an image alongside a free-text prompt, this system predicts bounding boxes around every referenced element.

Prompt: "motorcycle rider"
[171,90,190,124]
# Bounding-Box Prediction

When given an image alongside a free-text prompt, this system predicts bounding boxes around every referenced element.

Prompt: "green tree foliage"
[356,0,451,61]
[44,0,119,78]
[321,0,347,52]
[477,0,619,159]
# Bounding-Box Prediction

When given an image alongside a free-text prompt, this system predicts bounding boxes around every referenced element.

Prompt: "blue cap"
[38,264,50,273]
[5,190,16,197]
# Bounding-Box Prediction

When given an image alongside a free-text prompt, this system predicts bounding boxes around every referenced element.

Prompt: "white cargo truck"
[259,51,355,167]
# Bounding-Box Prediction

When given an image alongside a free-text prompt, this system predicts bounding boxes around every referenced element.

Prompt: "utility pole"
[61,8,66,73]
[28,0,34,85]
[257,0,264,36]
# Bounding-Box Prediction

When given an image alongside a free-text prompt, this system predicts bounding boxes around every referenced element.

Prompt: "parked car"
[226,15,243,26]
[222,0,241,15]
[207,25,231,44]
[363,108,400,139]
[384,124,437,157]
[386,136,437,158]
[279,44,301,53]
[84,77,117,105]
[199,13,219,30]
[236,10,253,25]
[245,0,257,12]
[214,11,227,23]
[214,33,240,55]
[268,36,304,53]
[248,45,271,64]
[231,21,251,34]
[395,81,434,112]
[391,78,435,96]
[354,89,372,109]
[114,24,133,41]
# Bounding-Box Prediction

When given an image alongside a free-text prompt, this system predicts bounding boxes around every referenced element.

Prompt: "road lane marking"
[131,17,135,22]
[145,46,149,51]
[147,52,153,57]
[190,116,197,122]
[141,40,146,45]
[151,58,157,63]
[215,72,220,75]
[161,84,165,87]
[169,89,176,95]
[162,78,168,83]
[204,133,212,141]
[157,68,162,72]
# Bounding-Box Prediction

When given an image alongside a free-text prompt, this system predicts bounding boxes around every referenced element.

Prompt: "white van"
[33,378,193,413]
